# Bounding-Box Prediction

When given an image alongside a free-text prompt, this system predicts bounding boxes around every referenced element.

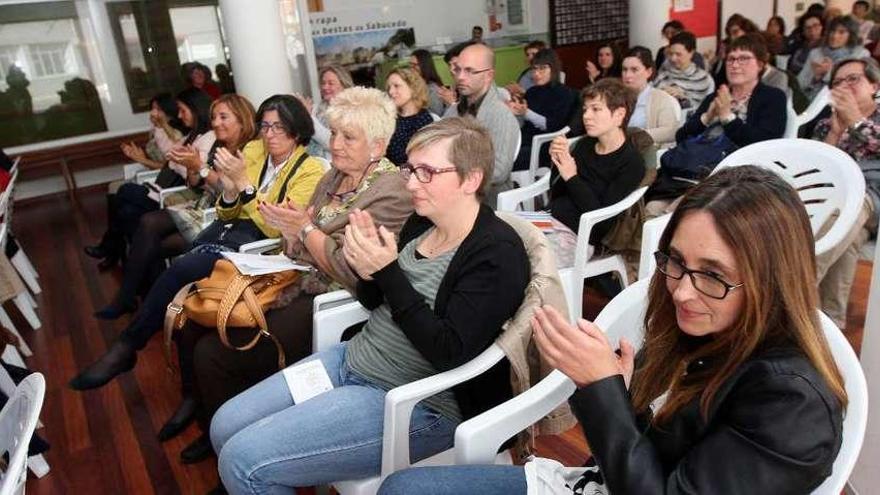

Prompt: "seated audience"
[654,31,715,111]
[707,14,760,86]
[622,46,682,147]
[68,94,325,390]
[764,15,787,55]
[437,41,475,108]
[409,49,448,116]
[656,20,706,70]
[547,78,645,243]
[299,64,354,159]
[787,12,825,76]
[648,34,787,215]
[163,87,413,465]
[93,94,257,319]
[811,57,879,328]
[378,165,846,495]
[187,63,222,100]
[507,48,577,172]
[444,43,520,206]
[586,42,622,85]
[853,0,875,44]
[506,40,547,96]
[385,67,435,166]
[799,16,869,101]
[210,117,530,493]
[84,93,187,269]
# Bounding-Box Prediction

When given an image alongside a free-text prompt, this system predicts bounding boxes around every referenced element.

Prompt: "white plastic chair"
[797,85,831,131]
[0,373,46,495]
[783,96,799,139]
[638,213,672,280]
[0,176,41,332]
[813,311,869,494]
[713,139,866,257]
[497,144,648,321]
[510,126,571,192]
[454,277,649,465]
[1,167,41,297]
[135,169,188,208]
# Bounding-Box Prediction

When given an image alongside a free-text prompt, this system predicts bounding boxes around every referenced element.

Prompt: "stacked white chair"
[0,373,46,495]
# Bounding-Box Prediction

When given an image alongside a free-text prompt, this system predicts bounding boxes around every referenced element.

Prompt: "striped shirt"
[346,229,462,421]
[654,61,715,110]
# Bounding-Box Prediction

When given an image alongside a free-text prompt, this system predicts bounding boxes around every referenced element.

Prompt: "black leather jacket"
[570,346,843,494]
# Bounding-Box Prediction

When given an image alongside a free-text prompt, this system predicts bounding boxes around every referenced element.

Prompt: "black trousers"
[176,294,316,430]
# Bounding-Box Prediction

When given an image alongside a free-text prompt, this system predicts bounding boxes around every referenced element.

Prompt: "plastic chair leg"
[2,344,26,367]
[0,310,32,356]
[12,293,41,331]
[11,250,41,295]
[28,454,51,478]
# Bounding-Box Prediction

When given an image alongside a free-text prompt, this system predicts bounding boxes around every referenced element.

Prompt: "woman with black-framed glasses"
[378,165,845,495]
[211,117,530,493]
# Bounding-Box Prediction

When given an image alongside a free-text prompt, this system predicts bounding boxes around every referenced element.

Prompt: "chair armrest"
[158,185,189,208]
[312,289,355,314]
[528,126,571,178]
[135,169,160,184]
[238,238,281,254]
[454,370,576,465]
[380,344,506,477]
[311,301,369,353]
[574,186,648,269]
[638,213,671,280]
[123,162,148,181]
[497,173,551,212]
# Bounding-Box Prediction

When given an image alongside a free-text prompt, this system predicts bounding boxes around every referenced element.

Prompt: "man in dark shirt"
[547,78,645,243]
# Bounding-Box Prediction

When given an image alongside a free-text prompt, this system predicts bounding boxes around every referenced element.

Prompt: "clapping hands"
[343,209,398,280]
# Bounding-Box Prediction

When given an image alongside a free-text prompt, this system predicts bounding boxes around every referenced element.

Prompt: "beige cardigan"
[495,212,577,457]
[645,88,682,147]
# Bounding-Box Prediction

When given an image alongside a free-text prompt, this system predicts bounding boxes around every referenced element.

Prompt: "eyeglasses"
[654,251,744,300]
[725,55,756,66]
[831,73,866,88]
[450,65,492,77]
[259,121,286,135]
[400,163,458,183]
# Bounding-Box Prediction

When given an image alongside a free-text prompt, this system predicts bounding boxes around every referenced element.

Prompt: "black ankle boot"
[68,340,137,390]
[158,397,198,441]
[94,299,137,320]
[180,434,214,464]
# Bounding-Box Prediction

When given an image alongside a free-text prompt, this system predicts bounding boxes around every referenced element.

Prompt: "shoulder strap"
[276,152,310,203]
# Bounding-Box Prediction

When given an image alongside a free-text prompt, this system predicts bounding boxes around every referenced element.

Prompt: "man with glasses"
[443,43,520,207]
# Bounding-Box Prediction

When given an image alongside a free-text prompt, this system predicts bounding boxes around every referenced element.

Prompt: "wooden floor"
[3,186,872,494]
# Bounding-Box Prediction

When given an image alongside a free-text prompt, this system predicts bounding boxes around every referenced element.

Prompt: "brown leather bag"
[164,259,299,370]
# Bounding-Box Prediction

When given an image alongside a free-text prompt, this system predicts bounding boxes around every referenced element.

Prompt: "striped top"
[346,229,462,421]
[654,61,715,110]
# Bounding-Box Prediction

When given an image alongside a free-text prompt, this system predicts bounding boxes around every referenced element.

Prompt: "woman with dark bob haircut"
[378,165,846,495]
[69,94,326,392]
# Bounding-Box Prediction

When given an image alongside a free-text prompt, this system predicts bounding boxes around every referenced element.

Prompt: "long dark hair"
[150,92,187,134]
[632,166,847,423]
[411,49,443,86]
[176,87,213,144]
[597,42,622,78]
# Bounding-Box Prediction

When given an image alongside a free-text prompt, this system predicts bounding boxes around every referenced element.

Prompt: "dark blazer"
[675,82,787,147]
[356,204,530,420]
[570,345,844,494]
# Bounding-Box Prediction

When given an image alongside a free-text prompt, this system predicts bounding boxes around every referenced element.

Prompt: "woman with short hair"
[210,117,531,494]
[378,165,846,495]
[654,31,715,111]
[385,67,435,166]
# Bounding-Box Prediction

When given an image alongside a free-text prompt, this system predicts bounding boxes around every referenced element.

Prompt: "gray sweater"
[444,85,519,206]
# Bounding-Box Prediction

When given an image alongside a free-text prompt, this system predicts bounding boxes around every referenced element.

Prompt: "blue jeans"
[211,343,459,495]
[379,465,528,494]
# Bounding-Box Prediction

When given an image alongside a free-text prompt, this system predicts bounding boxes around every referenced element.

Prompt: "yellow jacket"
[216,139,325,238]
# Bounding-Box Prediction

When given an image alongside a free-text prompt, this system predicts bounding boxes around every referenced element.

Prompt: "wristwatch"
[199,166,211,179]
[299,223,318,243]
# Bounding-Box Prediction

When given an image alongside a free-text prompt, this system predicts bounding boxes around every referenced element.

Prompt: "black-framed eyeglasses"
[450,65,492,77]
[400,163,458,183]
[831,73,866,88]
[725,54,755,66]
[654,251,744,300]
[258,121,287,135]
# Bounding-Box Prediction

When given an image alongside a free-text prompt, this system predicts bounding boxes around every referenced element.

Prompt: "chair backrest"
[796,85,831,130]
[512,127,522,167]
[0,373,46,495]
[713,139,866,256]
[593,277,650,351]
[429,112,442,122]
[784,96,799,139]
[527,126,570,180]
[812,310,869,495]
[638,213,672,280]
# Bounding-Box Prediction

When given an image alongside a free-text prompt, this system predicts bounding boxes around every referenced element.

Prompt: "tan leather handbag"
[164,259,299,370]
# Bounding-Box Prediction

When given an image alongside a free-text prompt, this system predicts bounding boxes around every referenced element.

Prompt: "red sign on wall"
[669,0,718,38]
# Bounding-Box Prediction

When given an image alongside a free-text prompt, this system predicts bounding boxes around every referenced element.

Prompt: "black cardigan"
[675,82,787,147]
[571,346,843,494]
[355,204,530,420]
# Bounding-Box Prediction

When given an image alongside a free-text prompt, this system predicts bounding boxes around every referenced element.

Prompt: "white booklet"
[220,252,312,276]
